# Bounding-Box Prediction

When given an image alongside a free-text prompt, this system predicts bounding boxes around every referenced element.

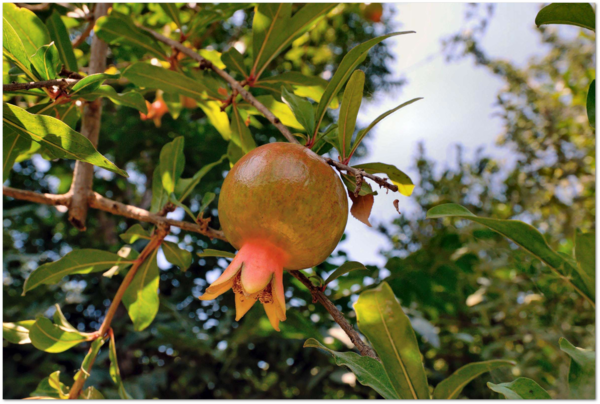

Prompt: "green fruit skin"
[219,142,348,270]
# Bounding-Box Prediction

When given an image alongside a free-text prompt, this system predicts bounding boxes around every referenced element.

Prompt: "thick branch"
[68,3,110,231]
[142,27,399,194]
[290,270,379,359]
[3,79,79,92]
[3,187,226,241]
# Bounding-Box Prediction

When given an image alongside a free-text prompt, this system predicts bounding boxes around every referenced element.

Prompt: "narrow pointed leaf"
[122,249,160,331]
[119,224,151,243]
[188,4,252,35]
[323,261,367,285]
[175,154,226,203]
[162,241,192,272]
[71,72,120,94]
[574,230,595,295]
[80,387,105,400]
[160,3,182,29]
[124,62,223,101]
[30,371,69,399]
[487,378,551,399]
[349,98,423,158]
[281,87,315,135]
[251,3,335,80]
[304,338,399,399]
[78,85,148,113]
[3,17,38,82]
[433,360,515,399]
[3,3,51,59]
[197,100,232,141]
[426,203,594,304]
[338,70,364,159]
[198,192,215,214]
[256,72,336,105]
[559,337,595,399]
[231,104,256,153]
[353,162,414,196]
[29,317,88,353]
[52,305,79,333]
[587,79,595,128]
[314,32,415,135]
[3,129,32,181]
[23,249,134,294]
[222,46,248,78]
[341,173,376,196]
[3,103,127,177]
[238,95,304,130]
[150,166,169,214]
[46,11,78,72]
[3,320,35,345]
[354,282,430,399]
[73,337,105,385]
[159,136,185,194]
[30,43,60,81]
[109,335,132,399]
[197,249,235,259]
[535,3,595,31]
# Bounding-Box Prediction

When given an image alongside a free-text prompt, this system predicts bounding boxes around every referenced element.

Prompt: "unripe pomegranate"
[200,143,348,330]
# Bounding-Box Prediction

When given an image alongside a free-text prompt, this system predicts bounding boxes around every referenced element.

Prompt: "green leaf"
[574,230,595,296]
[197,249,235,259]
[45,11,78,72]
[587,79,595,128]
[349,98,423,158]
[95,11,167,59]
[103,245,140,278]
[231,104,256,153]
[3,17,38,82]
[73,337,105,385]
[559,337,595,399]
[188,4,252,35]
[120,224,151,244]
[314,31,415,136]
[197,100,232,141]
[338,70,364,159]
[353,162,414,197]
[30,371,69,399]
[30,43,60,81]
[282,86,315,135]
[354,282,430,399]
[122,249,160,331]
[198,192,215,215]
[109,333,133,399]
[3,3,51,61]
[3,103,128,177]
[175,154,226,203]
[487,378,551,399]
[426,203,594,304]
[162,240,192,272]
[124,62,223,101]
[255,72,336,105]
[150,166,169,214]
[535,3,595,31]
[311,123,338,155]
[3,320,35,344]
[3,129,32,181]
[432,360,515,399]
[238,94,304,130]
[23,249,135,294]
[341,173,376,197]
[160,3,182,29]
[304,338,399,399]
[52,304,79,333]
[222,46,248,78]
[78,85,148,113]
[323,261,367,285]
[29,316,88,353]
[159,136,185,195]
[71,72,120,94]
[80,386,105,400]
[251,4,335,80]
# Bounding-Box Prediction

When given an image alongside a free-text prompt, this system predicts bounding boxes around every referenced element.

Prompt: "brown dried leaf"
[349,192,374,227]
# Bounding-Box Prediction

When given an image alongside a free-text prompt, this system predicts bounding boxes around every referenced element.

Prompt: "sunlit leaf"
[159,136,185,194]
[3,320,35,345]
[30,371,69,399]
[304,338,399,399]
[338,70,364,159]
[255,72,336,105]
[122,249,160,331]
[150,166,169,214]
[353,162,414,196]
[3,103,128,177]
[426,203,594,304]
[71,72,120,94]
[46,10,78,72]
[29,316,88,353]
[231,103,256,153]
[487,378,551,399]
[78,85,148,113]
[535,3,595,31]
[281,87,315,135]
[354,282,430,399]
[3,17,40,82]
[175,154,226,203]
[109,333,133,399]
[30,43,61,81]
[432,360,515,399]
[52,304,79,333]
[120,224,151,244]
[162,240,192,272]
[3,129,32,182]
[197,100,232,141]
[238,94,304,130]
[559,337,595,399]
[3,3,51,60]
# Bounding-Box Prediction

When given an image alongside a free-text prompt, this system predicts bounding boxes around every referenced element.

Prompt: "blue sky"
[337,3,557,265]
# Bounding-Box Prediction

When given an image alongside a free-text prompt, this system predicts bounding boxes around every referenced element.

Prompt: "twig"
[68,3,110,231]
[141,26,400,194]
[3,79,79,92]
[72,20,95,49]
[3,186,226,241]
[290,270,378,359]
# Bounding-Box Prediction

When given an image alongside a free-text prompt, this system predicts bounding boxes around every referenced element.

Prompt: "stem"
[3,79,79,92]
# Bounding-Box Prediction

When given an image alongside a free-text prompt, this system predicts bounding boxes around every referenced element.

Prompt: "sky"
[336,3,555,266]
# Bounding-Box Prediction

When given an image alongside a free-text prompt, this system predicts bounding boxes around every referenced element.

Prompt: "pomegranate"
[363,3,383,23]
[199,143,348,330]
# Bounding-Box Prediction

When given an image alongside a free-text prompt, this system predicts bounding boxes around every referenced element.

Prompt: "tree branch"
[3,186,226,241]
[290,270,379,359]
[68,3,110,231]
[3,79,79,92]
[72,20,95,49]
[141,26,400,194]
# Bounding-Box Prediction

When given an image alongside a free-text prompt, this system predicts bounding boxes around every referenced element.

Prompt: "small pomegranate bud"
[199,143,348,330]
